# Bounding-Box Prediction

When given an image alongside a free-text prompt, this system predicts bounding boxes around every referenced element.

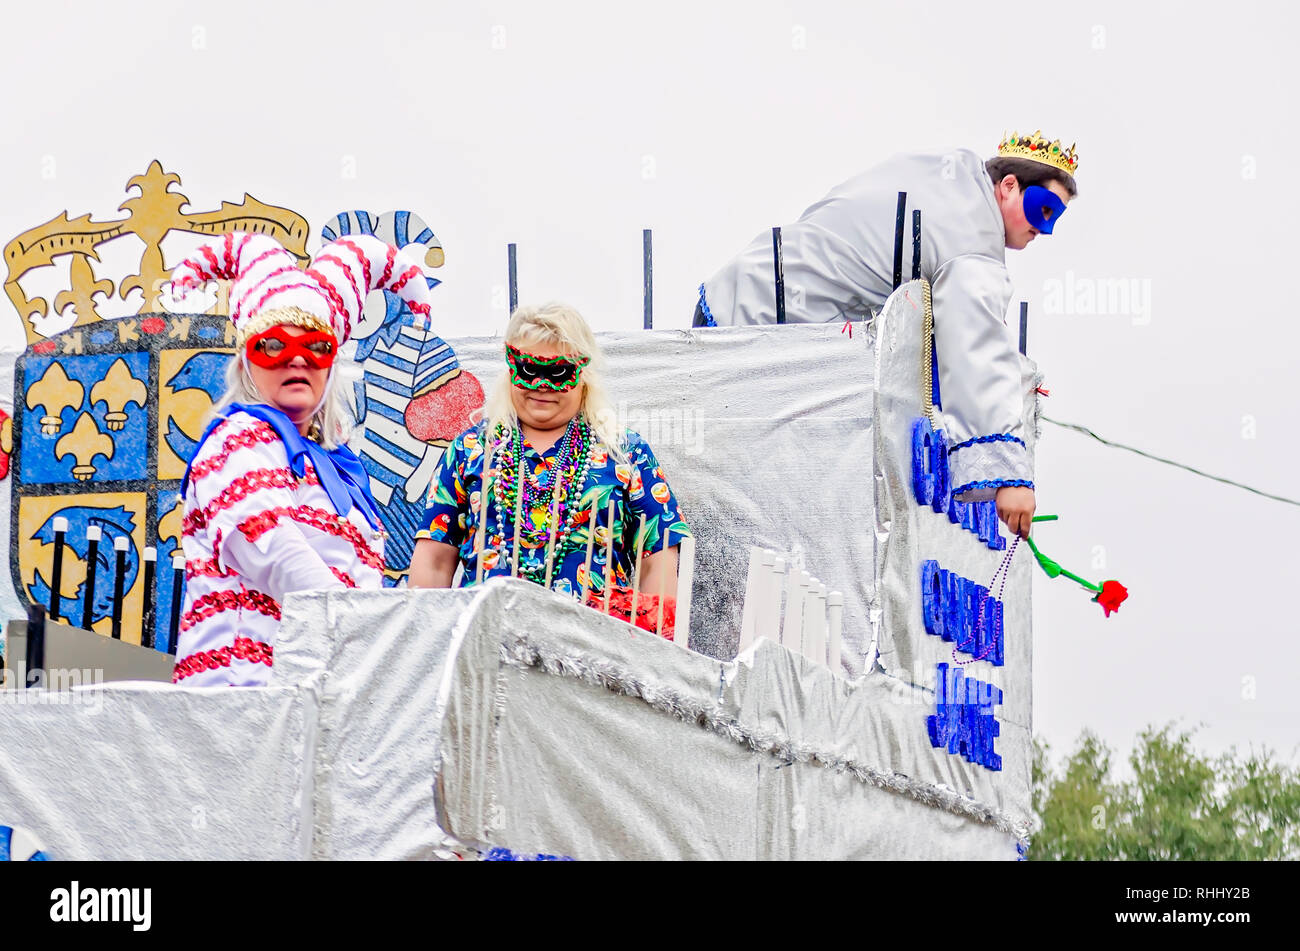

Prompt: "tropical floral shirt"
[416,423,691,599]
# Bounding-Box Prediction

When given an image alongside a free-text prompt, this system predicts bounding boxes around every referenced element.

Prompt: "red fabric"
[585,589,677,640]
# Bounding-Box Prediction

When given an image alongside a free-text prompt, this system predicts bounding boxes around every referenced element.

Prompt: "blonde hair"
[479,302,626,463]
[210,353,353,450]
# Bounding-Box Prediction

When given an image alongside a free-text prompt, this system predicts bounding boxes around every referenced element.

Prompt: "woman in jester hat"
[168,232,432,686]
[409,302,692,637]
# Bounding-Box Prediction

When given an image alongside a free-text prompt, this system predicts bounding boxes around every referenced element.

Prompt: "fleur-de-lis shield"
[11,316,233,649]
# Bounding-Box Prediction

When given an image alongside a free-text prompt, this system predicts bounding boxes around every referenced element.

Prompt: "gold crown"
[997,130,1079,178]
[3,161,310,347]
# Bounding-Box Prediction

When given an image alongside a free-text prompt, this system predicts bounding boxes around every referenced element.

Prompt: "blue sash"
[182,402,383,531]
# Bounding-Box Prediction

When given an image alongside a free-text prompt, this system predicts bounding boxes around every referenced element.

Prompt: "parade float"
[0,163,1038,859]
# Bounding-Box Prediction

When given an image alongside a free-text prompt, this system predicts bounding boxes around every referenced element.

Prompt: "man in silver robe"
[694,134,1079,540]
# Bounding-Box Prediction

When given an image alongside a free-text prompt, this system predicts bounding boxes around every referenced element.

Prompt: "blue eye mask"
[1022,185,1067,234]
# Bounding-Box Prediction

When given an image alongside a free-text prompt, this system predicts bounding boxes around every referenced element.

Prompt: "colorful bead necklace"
[488,417,596,587]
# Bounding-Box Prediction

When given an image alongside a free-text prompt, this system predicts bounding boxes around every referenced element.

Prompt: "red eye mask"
[246,327,338,369]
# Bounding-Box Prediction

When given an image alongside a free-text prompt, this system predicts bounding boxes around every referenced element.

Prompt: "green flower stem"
[1058,567,1103,593]
[1024,536,1102,592]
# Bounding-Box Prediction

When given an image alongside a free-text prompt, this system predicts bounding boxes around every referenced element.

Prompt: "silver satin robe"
[699,149,1033,501]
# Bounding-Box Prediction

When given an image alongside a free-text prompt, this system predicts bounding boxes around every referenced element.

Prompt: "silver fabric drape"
[0,285,1034,859]
[445,324,877,675]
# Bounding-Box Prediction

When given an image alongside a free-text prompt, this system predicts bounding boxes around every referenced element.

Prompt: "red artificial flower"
[585,589,677,640]
[1094,580,1128,617]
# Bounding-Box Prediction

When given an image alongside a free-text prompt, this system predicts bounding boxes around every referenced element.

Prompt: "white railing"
[738,548,842,672]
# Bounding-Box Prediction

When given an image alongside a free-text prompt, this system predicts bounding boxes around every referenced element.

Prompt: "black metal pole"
[82,524,100,630]
[141,546,156,649]
[168,553,185,655]
[1019,301,1029,355]
[25,603,45,689]
[911,209,922,281]
[110,535,127,640]
[507,243,518,315]
[892,192,907,290]
[772,227,786,324]
[642,229,653,330]
[49,516,66,622]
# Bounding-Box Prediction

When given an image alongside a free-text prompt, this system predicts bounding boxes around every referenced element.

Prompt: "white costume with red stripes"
[173,411,385,686]
[167,230,431,686]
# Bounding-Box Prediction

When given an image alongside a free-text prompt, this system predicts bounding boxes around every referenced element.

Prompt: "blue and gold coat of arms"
[10,315,233,650]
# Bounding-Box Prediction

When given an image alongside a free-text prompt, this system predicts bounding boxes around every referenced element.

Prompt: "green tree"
[1030,725,1300,860]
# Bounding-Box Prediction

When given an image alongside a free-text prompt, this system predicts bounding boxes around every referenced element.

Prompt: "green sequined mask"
[506,343,591,391]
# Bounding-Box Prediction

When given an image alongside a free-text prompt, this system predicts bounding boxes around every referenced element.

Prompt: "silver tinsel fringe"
[500,634,1032,849]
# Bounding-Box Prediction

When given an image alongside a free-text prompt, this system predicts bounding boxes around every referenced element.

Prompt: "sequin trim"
[697,284,717,327]
[304,267,348,340]
[187,421,281,482]
[227,249,287,320]
[950,478,1035,495]
[389,264,422,296]
[179,589,281,634]
[183,466,320,536]
[172,636,275,683]
[185,556,233,580]
[313,252,363,318]
[198,243,221,279]
[947,433,1026,454]
[239,298,332,346]
[238,504,384,573]
[336,238,372,290]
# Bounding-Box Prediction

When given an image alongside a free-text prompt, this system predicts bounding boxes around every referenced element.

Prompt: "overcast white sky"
[2,0,1297,768]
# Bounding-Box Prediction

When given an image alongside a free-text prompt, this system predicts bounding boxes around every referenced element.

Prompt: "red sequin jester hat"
[169,231,433,348]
